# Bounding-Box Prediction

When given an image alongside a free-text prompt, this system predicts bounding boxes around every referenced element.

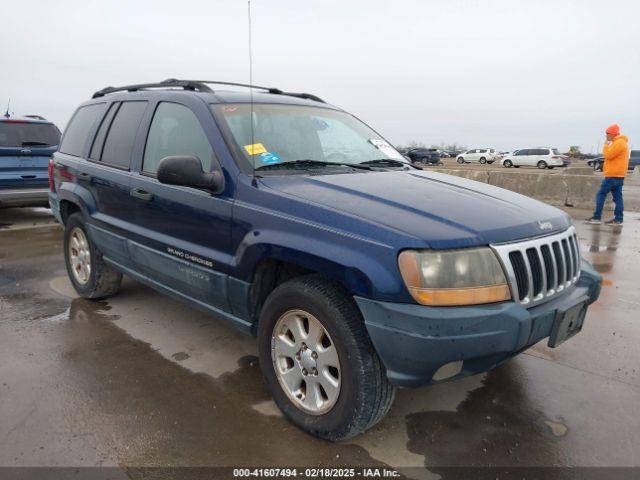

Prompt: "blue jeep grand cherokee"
[49,79,601,440]
[0,114,61,208]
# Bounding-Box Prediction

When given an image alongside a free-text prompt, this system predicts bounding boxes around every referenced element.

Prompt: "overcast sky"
[2,0,638,153]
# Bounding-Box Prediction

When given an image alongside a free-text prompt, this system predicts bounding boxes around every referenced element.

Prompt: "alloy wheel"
[271,309,341,415]
[68,227,91,285]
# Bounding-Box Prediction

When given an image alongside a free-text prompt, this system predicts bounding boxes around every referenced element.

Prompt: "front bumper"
[356,260,601,387]
[0,188,50,208]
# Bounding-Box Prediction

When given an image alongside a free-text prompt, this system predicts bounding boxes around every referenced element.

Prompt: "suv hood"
[259,170,571,248]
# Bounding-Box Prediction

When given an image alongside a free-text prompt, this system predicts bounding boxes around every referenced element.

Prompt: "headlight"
[398,247,511,306]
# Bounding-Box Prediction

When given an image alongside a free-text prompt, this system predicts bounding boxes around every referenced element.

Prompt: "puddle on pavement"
[51,297,404,470]
[404,362,566,471]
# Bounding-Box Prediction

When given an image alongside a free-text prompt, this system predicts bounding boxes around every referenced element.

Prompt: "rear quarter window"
[59,104,105,157]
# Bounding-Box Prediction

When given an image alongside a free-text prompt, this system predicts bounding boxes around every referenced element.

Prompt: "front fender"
[232,226,411,303]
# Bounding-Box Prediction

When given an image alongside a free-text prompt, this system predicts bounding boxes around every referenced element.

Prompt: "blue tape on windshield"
[259,152,282,165]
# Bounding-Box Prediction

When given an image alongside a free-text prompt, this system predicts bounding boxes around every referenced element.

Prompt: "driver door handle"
[130,187,153,201]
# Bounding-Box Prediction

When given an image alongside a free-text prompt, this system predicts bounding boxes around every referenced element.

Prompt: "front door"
[514,149,530,166]
[128,101,233,312]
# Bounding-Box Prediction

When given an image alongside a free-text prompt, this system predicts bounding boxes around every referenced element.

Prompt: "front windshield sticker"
[244,143,267,155]
[259,152,281,165]
[369,139,404,160]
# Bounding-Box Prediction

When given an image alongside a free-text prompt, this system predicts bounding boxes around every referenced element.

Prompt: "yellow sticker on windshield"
[244,143,267,155]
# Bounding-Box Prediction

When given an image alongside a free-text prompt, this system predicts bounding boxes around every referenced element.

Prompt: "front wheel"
[258,275,395,441]
[479,157,486,164]
[503,160,513,168]
[457,157,465,164]
[537,160,548,169]
[64,213,122,299]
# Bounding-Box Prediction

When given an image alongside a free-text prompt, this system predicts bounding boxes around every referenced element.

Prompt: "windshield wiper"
[359,159,410,168]
[21,141,52,147]
[255,159,371,171]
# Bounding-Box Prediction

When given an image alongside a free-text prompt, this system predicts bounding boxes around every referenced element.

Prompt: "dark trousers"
[593,177,624,221]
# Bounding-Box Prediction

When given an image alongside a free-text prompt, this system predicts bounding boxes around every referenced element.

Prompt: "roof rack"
[175,79,326,103]
[24,115,47,121]
[92,79,212,98]
[92,78,325,103]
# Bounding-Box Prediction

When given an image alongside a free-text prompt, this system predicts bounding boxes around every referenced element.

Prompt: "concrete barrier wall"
[430,168,603,209]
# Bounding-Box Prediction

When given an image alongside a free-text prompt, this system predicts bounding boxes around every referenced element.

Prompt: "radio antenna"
[248,0,255,176]
[3,98,10,118]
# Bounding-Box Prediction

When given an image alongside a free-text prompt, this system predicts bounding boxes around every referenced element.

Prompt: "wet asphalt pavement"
[0,207,639,478]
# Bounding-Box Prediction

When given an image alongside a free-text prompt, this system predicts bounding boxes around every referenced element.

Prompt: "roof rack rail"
[92,79,213,98]
[24,115,47,120]
[91,78,326,103]
[163,79,327,103]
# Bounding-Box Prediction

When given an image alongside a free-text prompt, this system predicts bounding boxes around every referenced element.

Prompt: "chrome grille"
[491,226,581,307]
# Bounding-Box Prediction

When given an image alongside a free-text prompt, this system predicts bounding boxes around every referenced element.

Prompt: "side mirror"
[157,155,224,193]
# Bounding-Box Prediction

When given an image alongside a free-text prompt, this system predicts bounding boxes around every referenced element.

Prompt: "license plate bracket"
[548,299,588,348]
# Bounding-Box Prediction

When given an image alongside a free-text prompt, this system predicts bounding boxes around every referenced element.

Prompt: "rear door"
[0,120,60,189]
[536,148,560,166]
[128,100,234,312]
[531,148,546,166]
[68,101,148,265]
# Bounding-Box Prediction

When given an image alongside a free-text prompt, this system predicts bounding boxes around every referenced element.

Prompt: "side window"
[517,149,528,156]
[479,149,487,153]
[143,102,214,174]
[539,149,550,155]
[59,104,105,157]
[100,101,148,169]
[89,102,119,160]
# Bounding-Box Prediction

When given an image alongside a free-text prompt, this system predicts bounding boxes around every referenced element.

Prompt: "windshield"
[211,104,406,169]
[0,121,61,147]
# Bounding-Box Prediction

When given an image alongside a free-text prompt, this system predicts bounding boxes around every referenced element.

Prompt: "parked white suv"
[456,148,497,164]
[501,148,565,169]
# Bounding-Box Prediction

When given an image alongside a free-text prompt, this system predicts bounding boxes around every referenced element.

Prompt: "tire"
[549,166,555,170]
[479,157,486,164]
[537,160,548,169]
[503,160,513,168]
[258,275,395,441]
[457,157,465,164]
[64,212,122,299]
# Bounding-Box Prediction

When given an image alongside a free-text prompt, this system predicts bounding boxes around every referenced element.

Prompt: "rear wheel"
[479,157,487,164]
[503,160,513,168]
[64,213,122,299]
[258,275,395,441]
[537,160,548,169]
[457,157,465,164]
